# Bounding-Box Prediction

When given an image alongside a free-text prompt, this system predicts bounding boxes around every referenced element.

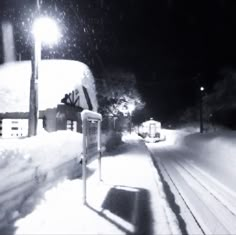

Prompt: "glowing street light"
[32,17,61,45]
[28,17,60,136]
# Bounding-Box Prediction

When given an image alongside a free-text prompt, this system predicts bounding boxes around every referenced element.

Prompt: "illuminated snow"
[13,133,181,235]
[0,59,98,113]
[1,130,236,234]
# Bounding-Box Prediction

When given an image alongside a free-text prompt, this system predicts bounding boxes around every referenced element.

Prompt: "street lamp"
[199,86,204,133]
[28,16,60,136]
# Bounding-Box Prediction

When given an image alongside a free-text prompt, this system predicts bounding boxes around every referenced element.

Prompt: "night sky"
[1,0,236,122]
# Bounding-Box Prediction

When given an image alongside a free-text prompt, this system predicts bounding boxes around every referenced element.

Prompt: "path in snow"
[148,144,236,235]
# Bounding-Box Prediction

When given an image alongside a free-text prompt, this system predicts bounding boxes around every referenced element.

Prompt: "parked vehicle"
[138,118,166,143]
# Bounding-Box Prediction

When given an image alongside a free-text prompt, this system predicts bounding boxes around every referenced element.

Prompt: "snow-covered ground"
[148,129,236,235]
[1,132,180,235]
[0,131,83,233]
[1,129,236,234]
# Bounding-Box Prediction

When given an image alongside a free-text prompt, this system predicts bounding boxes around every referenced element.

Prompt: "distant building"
[0,59,98,138]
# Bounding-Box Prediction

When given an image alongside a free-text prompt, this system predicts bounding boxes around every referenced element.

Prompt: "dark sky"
[1,0,236,122]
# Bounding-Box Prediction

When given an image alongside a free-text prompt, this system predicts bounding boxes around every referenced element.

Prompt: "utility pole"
[28,0,41,136]
[200,86,204,133]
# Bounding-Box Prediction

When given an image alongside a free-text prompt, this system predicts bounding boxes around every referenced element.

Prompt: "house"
[0,59,98,138]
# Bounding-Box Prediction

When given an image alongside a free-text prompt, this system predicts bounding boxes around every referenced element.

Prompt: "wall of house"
[41,109,57,132]
[0,105,83,138]
[55,104,82,133]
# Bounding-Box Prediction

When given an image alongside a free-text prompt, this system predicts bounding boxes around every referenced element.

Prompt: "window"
[66,120,77,132]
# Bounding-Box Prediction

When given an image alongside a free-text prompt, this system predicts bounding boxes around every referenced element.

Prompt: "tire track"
[172,157,236,234]
[149,146,236,234]
[175,158,236,216]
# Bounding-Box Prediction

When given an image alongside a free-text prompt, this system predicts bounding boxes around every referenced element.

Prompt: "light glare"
[32,17,60,45]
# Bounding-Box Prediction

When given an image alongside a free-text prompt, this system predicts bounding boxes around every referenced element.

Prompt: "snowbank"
[181,130,236,191]
[0,131,83,231]
[0,130,82,172]
[182,130,236,156]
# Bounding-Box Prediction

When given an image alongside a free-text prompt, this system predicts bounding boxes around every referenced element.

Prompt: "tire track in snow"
[149,147,205,235]
[176,158,236,216]
[157,158,205,235]
[149,144,236,235]
[162,157,228,234]
[172,158,236,234]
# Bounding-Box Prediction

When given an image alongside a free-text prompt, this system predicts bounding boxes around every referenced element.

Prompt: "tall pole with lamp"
[28,4,60,136]
[200,86,204,133]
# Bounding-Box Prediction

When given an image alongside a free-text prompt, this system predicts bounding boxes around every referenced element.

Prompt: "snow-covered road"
[147,130,236,235]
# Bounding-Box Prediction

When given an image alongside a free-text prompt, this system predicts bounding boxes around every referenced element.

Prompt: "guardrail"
[81,110,102,204]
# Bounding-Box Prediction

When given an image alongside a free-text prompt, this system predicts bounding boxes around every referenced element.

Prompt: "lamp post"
[199,86,204,133]
[28,16,60,136]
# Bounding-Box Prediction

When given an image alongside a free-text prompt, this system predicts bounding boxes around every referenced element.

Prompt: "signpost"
[81,110,102,204]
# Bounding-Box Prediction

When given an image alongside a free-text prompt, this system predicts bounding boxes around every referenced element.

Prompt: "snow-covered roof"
[0,59,98,113]
[142,118,161,127]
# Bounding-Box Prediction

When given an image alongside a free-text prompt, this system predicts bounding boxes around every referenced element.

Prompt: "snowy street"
[148,130,236,235]
[4,133,184,235]
[1,130,236,234]
[1,1,236,234]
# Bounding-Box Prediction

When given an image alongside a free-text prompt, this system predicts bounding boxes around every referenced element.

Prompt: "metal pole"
[97,121,102,181]
[200,91,203,133]
[82,119,87,204]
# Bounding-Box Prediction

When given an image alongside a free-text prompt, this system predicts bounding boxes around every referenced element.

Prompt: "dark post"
[200,86,204,133]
